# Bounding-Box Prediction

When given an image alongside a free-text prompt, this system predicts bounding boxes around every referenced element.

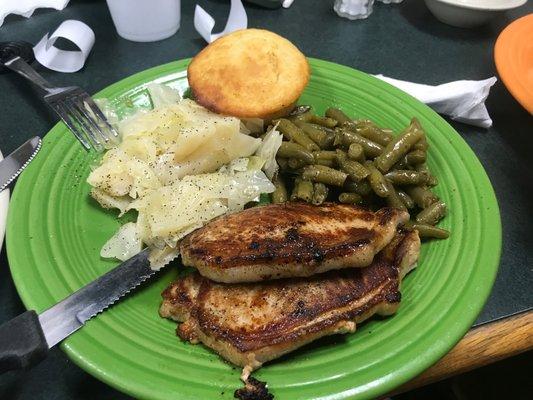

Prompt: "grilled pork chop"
[180,203,409,283]
[161,230,420,378]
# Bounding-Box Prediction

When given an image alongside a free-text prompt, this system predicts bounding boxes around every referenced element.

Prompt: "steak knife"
[0,249,162,373]
[0,136,41,193]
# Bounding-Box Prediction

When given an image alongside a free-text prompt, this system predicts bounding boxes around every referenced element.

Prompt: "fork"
[3,56,118,152]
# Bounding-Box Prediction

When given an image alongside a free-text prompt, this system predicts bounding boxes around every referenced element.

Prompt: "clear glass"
[334,0,375,20]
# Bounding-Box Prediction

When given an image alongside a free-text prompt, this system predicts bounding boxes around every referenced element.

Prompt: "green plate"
[6,59,501,400]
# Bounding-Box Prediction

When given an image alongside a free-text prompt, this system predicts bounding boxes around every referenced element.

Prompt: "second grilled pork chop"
[180,203,409,283]
[161,230,420,378]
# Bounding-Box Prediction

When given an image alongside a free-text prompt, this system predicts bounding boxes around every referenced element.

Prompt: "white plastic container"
[106,0,181,42]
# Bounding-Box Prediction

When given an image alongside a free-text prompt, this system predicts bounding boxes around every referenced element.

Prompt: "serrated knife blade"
[0,136,41,192]
[38,248,156,348]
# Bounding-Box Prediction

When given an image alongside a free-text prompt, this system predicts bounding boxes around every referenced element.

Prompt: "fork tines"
[46,87,118,152]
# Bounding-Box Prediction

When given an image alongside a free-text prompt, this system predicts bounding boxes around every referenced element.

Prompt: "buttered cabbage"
[88,84,276,268]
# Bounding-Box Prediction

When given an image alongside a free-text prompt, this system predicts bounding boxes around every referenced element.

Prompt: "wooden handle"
[388,310,533,396]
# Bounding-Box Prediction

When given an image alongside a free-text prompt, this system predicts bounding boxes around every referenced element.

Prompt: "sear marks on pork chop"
[180,203,409,283]
[161,230,420,377]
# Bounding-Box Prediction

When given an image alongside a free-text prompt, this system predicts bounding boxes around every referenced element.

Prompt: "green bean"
[313,150,338,161]
[335,128,383,158]
[416,201,447,225]
[294,121,335,149]
[302,165,347,187]
[385,170,430,185]
[406,222,450,239]
[353,121,393,146]
[271,175,288,203]
[312,183,329,205]
[339,192,362,204]
[415,162,429,173]
[374,120,424,173]
[337,150,369,181]
[315,158,335,167]
[410,118,428,151]
[427,175,438,186]
[277,142,315,163]
[310,124,336,136]
[344,179,372,196]
[365,162,391,198]
[414,137,428,152]
[325,107,351,124]
[288,105,312,116]
[295,112,338,128]
[291,179,314,202]
[415,163,438,186]
[288,158,309,169]
[393,157,408,170]
[276,119,320,151]
[405,186,439,208]
[313,151,338,167]
[348,143,365,162]
[385,183,407,211]
[397,190,415,209]
[404,150,426,165]
[277,158,289,170]
[290,178,301,201]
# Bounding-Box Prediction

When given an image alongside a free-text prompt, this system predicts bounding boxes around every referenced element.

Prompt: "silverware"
[3,56,118,152]
[0,136,42,192]
[0,249,161,373]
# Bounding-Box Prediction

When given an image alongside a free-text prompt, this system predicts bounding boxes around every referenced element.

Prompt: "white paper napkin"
[374,75,497,128]
[33,20,95,73]
[0,0,69,27]
[194,0,247,43]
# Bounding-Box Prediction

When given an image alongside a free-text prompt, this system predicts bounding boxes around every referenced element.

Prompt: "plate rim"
[0,149,10,251]
[6,57,502,400]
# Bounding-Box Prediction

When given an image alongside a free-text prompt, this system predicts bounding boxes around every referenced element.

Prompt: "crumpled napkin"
[374,75,497,128]
[33,20,95,73]
[0,0,69,27]
[194,0,247,43]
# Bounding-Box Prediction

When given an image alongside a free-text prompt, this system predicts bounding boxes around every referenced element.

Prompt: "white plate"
[0,149,11,250]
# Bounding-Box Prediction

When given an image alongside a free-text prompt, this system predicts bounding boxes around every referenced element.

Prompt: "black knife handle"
[0,310,49,373]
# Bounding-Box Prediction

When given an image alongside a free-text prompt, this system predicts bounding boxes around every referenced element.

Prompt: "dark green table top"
[0,0,532,398]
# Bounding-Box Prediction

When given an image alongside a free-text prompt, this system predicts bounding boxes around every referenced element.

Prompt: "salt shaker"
[334,0,375,20]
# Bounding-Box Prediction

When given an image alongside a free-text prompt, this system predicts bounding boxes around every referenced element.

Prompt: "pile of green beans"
[271,107,450,240]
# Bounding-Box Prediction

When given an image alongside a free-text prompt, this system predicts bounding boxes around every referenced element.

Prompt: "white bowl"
[424,0,527,28]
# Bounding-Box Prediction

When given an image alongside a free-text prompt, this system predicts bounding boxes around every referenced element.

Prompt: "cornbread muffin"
[187,29,310,119]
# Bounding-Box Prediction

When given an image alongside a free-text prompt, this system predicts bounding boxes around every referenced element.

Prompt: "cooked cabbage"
[101,222,143,261]
[146,83,182,108]
[129,165,274,242]
[90,188,131,217]
[254,123,282,179]
[240,118,264,135]
[88,85,276,269]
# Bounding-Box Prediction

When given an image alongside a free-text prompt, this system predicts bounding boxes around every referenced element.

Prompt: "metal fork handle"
[3,56,56,94]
